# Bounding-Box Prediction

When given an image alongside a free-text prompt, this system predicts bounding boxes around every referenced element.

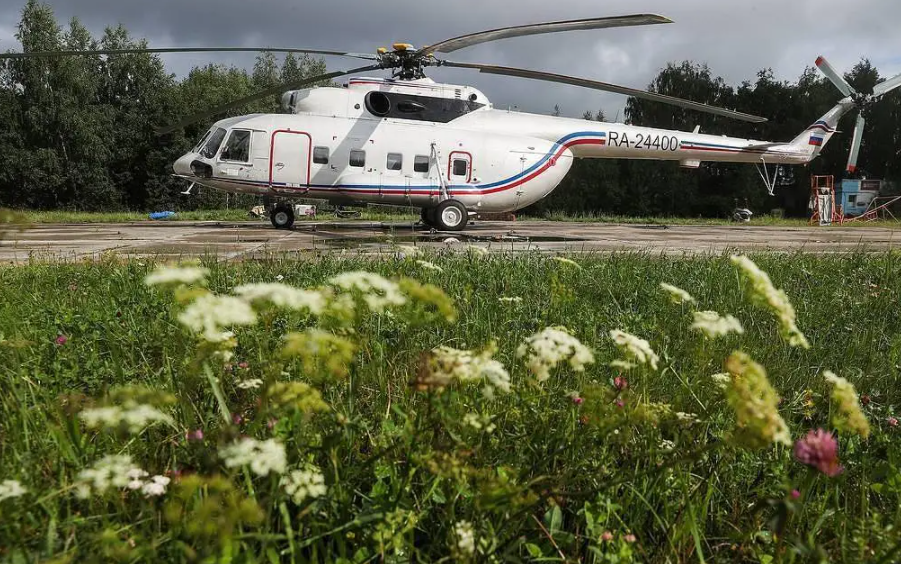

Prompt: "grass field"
[17,207,901,228]
[0,253,899,562]
[533,211,901,228]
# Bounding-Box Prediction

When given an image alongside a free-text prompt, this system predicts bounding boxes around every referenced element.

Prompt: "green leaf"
[544,504,563,535]
[525,543,545,558]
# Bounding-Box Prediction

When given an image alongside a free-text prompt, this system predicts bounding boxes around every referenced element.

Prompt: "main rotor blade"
[442,61,768,123]
[420,14,672,55]
[815,56,854,97]
[846,114,865,174]
[873,72,901,98]
[0,47,378,61]
[156,64,381,135]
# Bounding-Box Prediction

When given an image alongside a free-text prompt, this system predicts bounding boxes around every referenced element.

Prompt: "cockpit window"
[199,127,227,159]
[220,129,251,162]
[193,129,212,152]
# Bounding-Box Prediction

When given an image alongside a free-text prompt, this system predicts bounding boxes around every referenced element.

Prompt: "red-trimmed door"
[270,131,311,189]
[448,151,473,184]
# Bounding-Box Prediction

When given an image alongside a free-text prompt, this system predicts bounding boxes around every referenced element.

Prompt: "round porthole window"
[365,91,391,116]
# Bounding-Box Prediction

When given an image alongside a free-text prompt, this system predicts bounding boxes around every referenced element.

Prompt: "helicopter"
[4,14,900,231]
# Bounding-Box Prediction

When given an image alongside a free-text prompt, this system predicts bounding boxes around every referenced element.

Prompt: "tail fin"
[787,100,854,160]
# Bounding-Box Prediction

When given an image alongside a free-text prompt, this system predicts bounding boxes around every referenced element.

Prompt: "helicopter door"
[269,130,311,190]
[448,151,472,184]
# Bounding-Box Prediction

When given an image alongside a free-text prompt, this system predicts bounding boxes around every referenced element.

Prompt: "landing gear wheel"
[270,204,295,229]
[434,200,468,231]
[420,207,437,227]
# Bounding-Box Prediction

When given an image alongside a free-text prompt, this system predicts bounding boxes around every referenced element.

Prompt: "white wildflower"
[467,245,489,256]
[214,349,234,363]
[455,521,476,556]
[395,244,420,258]
[609,330,659,370]
[233,283,327,315]
[426,345,511,395]
[660,439,676,450]
[675,412,698,422]
[552,256,581,269]
[0,480,26,502]
[516,327,595,382]
[144,265,209,287]
[126,468,149,490]
[498,296,523,304]
[281,465,327,504]
[276,274,285,281]
[327,271,406,311]
[730,255,809,349]
[691,311,744,339]
[237,378,264,390]
[610,359,637,370]
[824,371,870,439]
[711,373,731,388]
[220,438,287,477]
[723,352,792,449]
[75,455,148,498]
[416,260,444,273]
[659,283,696,305]
[141,475,170,497]
[463,413,496,433]
[178,294,257,343]
[80,404,173,434]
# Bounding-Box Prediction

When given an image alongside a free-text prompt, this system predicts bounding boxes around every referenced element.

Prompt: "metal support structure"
[430,142,450,202]
[808,175,842,226]
[755,157,778,196]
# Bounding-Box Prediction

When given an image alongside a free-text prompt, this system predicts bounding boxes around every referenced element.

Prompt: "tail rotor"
[816,56,901,175]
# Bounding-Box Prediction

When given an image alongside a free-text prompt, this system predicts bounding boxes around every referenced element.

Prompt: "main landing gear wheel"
[270,204,295,229]
[434,200,468,231]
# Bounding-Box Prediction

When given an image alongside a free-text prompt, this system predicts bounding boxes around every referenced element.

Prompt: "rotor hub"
[376,45,441,80]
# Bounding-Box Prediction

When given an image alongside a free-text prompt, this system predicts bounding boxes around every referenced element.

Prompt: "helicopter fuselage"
[173,77,836,215]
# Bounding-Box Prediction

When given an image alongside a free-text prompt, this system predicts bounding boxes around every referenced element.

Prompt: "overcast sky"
[1,0,899,120]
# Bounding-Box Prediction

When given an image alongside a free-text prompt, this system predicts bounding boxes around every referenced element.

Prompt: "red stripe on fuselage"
[476,138,605,195]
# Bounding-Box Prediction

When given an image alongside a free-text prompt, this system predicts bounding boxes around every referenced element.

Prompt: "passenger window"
[219,129,248,161]
[313,146,330,165]
[452,159,468,177]
[349,149,366,168]
[413,155,430,173]
[386,153,403,171]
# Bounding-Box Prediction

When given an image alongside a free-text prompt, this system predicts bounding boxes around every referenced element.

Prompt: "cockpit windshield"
[198,127,226,159]
[193,129,212,152]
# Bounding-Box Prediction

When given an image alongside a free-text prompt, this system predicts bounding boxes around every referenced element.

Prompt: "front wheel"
[434,200,469,231]
[270,204,295,229]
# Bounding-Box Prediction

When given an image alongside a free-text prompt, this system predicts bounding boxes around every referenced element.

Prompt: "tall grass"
[0,253,898,562]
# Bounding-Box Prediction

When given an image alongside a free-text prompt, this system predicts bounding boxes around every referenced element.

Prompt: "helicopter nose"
[173,153,194,176]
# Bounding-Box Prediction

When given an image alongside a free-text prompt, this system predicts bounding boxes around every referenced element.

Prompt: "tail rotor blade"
[846,114,865,174]
[873,72,901,98]
[815,56,854,97]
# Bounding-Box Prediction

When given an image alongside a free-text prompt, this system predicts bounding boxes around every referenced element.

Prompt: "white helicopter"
[7,15,900,230]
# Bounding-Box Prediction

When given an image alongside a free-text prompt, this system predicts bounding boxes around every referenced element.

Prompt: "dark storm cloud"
[1,0,899,119]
